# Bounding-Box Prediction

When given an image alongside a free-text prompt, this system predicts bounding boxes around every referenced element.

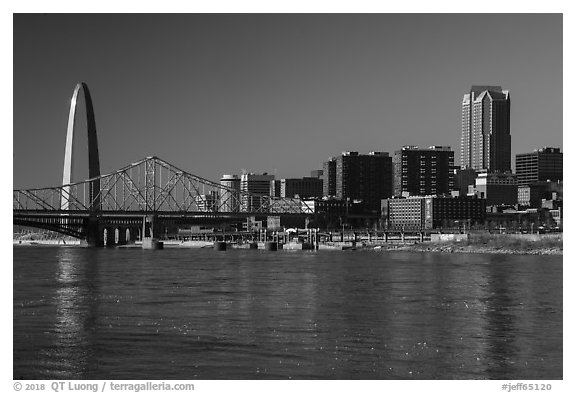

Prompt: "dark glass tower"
[335,151,392,211]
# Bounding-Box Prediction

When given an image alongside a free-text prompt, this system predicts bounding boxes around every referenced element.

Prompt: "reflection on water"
[13,248,562,379]
[43,248,99,378]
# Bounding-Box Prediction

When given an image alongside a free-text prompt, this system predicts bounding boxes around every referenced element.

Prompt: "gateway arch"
[60,82,101,211]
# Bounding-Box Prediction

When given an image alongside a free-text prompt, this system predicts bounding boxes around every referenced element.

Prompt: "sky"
[12,13,563,189]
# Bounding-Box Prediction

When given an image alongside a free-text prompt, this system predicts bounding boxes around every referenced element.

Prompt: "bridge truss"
[14,156,314,215]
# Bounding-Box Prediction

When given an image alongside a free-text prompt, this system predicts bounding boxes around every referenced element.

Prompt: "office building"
[322,158,337,197]
[393,145,454,196]
[517,180,562,208]
[270,180,281,198]
[196,191,218,212]
[240,173,275,212]
[454,168,478,196]
[219,174,241,212]
[381,196,486,231]
[473,171,517,206]
[335,151,393,211]
[461,86,511,172]
[515,147,562,187]
[280,177,323,198]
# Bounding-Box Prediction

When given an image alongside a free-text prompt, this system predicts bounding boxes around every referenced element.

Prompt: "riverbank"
[365,233,562,255]
[389,242,561,255]
[13,234,562,255]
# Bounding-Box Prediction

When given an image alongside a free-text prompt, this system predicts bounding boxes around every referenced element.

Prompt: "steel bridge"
[13,156,314,246]
[13,83,313,246]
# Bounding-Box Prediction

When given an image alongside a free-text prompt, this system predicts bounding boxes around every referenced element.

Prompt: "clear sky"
[13,13,563,189]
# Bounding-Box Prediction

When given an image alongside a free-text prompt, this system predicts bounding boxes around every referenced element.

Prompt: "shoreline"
[365,242,562,255]
[13,239,562,255]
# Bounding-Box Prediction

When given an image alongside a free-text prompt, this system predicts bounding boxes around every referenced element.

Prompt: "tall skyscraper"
[515,147,562,187]
[461,86,511,172]
[392,145,454,197]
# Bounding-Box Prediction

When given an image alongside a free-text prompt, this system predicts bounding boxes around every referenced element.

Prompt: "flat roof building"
[382,196,486,231]
[515,147,562,187]
[335,151,393,212]
[454,168,478,196]
[518,180,562,208]
[240,173,275,212]
[473,171,517,206]
[280,177,323,199]
[393,145,454,197]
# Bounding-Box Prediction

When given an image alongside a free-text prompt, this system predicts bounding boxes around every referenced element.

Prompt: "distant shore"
[364,242,561,255]
[363,233,562,255]
[13,234,562,256]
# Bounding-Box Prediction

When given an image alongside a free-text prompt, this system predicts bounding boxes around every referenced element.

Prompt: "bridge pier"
[142,215,163,249]
[82,216,104,247]
[104,227,115,247]
[116,227,128,245]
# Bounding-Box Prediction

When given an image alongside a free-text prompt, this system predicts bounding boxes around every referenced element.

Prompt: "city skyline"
[13,14,562,189]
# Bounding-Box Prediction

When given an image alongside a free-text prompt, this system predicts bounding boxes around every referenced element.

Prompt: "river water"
[13,246,562,380]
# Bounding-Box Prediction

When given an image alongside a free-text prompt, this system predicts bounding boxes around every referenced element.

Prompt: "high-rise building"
[393,146,454,197]
[322,158,337,197]
[461,86,511,172]
[219,174,241,212]
[335,151,393,211]
[515,147,562,187]
[270,179,281,198]
[280,177,323,198]
[240,173,275,212]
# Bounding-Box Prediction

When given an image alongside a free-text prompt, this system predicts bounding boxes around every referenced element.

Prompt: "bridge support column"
[82,216,103,247]
[116,227,127,246]
[142,215,163,249]
[127,227,137,243]
[104,227,115,247]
